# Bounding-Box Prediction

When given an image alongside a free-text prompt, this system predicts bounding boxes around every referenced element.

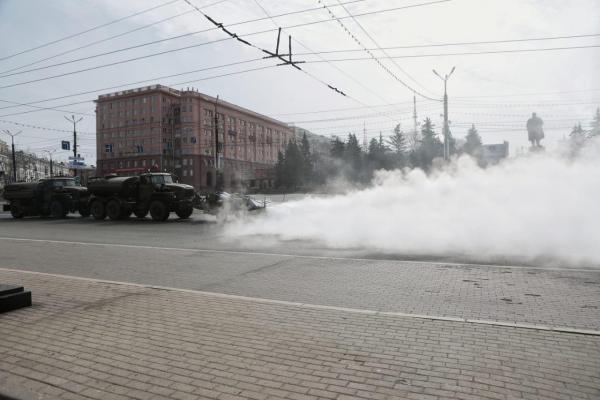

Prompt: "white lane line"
[1,267,599,336]
[0,236,597,272]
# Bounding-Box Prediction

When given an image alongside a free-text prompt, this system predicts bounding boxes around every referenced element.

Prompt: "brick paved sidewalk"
[0,269,599,400]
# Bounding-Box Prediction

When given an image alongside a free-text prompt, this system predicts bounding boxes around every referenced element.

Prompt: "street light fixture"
[2,129,21,182]
[42,149,57,178]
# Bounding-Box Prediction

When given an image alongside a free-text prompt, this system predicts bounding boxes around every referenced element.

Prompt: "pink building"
[95,85,293,190]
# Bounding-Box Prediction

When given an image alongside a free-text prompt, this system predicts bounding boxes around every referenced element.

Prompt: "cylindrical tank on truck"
[86,173,195,221]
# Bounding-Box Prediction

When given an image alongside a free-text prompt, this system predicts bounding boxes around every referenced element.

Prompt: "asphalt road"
[0,212,599,330]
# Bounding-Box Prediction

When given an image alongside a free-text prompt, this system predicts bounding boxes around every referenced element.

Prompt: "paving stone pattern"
[1,270,599,400]
[193,259,600,331]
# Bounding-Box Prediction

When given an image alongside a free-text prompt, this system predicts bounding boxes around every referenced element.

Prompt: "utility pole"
[214,95,219,190]
[42,149,56,177]
[363,121,367,150]
[412,94,418,137]
[64,115,83,176]
[2,130,21,182]
[432,67,455,161]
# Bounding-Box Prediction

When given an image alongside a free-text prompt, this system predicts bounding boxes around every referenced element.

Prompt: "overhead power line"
[0,0,230,76]
[0,119,95,135]
[183,0,349,97]
[0,0,457,87]
[0,58,267,111]
[252,0,399,123]
[304,44,600,63]
[0,0,366,80]
[0,99,93,117]
[0,64,278,118]
[0,0,181,63]
[293,32,600,56]
[331,0,437,96]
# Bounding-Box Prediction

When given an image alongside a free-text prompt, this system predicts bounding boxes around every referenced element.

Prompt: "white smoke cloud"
[225,139,600,267]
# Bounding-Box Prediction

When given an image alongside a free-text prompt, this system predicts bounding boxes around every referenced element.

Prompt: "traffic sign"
[61,141,70,150]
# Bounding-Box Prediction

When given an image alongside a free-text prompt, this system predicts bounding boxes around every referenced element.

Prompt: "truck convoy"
[2,177,89,218]
[1,173,262,221]
[86,173,195,221]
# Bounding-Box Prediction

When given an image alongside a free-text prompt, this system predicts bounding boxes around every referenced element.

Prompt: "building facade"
[481,141,509,166]
[95,85,293,190]
[0,140,70,187]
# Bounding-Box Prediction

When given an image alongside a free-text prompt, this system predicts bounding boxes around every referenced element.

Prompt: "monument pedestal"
[0,284,32,313]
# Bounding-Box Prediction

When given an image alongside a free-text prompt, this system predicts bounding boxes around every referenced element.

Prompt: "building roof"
[96,84,291,130]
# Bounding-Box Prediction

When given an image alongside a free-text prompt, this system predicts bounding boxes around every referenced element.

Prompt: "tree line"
[275,107,600,189]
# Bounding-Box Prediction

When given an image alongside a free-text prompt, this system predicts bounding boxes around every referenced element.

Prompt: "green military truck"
[2,177,90,219]
[87,173,195,221]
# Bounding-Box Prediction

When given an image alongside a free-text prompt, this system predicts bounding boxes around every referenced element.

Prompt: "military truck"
[87,173,195,221]
[2,177,89,219]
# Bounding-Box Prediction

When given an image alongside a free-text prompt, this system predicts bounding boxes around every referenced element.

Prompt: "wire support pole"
[64,114,83,176]
[2,129,21,182]
[433,66,455,161]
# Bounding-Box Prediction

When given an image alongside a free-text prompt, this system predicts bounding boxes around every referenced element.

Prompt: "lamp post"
[2,129,21,182]
[42,149,57,177]
[432,67,456,161]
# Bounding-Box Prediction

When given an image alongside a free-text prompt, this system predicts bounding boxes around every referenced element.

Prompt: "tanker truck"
[86,173,195,221]
[2,177,89,219]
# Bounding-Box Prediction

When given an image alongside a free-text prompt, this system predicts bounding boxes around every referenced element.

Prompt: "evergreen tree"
[282,140,302,189]
[416,117,442,169]
[388,124,408,155]
[330,136,345,158]
[274,151,285,187]
[569,122,587,152]
[464,124,483,156]
[368,137,380,160]
[299,133,313,184]
[590,107,600,137]
[344,133,363,181]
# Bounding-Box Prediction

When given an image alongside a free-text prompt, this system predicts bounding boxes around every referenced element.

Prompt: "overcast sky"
[0,0,598,164]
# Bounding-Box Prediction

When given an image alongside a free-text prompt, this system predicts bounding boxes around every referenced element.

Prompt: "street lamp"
[2,129,21,182]
[432,67,456,161]
[42,149,57,178]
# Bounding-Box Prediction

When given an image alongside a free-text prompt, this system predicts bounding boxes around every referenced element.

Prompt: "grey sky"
[0,0,598,164]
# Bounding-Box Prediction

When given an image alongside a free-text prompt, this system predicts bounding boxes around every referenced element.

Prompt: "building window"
[190,170,193,177]
[190,137,197,144]
[183,170,187,177]
[105,144,113,153]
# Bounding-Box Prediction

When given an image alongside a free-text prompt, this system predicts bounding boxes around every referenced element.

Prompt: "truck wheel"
[10,202,24,219]
[149,200,168,222]
[176,203,193,219]
[134,209,148,219]
[106,199,122,220]
[50,200,67,218]
[90,200,106,220]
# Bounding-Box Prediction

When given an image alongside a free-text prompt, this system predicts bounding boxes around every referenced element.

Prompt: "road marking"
[0,236,597,272]
[1,267,599,336]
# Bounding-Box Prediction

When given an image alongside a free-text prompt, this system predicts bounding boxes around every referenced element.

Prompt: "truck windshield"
[150,175,173,185]
[53,180,76,188]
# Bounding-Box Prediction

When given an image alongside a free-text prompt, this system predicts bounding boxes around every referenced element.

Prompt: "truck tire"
[90,200,106,220]
[106,199,122,220]
[149,200,168,222]
[50,200,67,218]
[10,202,24,219]
[175,203,193,219]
